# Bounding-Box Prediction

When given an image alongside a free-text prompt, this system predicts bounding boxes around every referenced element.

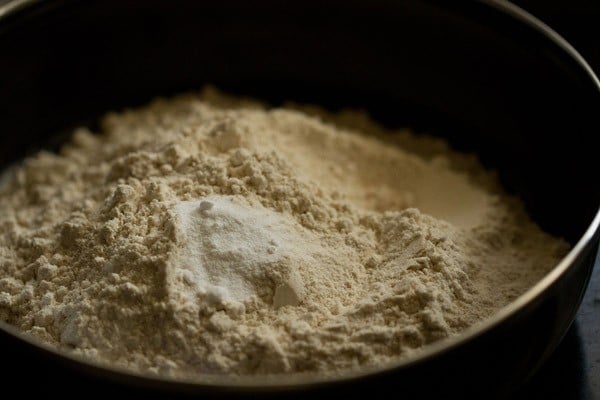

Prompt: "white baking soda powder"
[173,196,307,308]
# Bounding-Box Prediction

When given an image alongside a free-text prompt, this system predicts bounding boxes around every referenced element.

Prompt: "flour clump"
[0,87,569,377]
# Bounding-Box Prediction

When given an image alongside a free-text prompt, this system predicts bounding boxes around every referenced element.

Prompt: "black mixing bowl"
[0,0,599,398]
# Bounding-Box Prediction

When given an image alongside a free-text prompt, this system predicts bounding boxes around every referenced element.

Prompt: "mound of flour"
[0,87,568,376]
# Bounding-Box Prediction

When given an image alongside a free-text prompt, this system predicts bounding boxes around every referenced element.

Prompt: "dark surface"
[0,0,599,398]
[578,259,600,398]
[514,254,600,399]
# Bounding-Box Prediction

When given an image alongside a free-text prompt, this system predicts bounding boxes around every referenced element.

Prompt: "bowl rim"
[1,0,599,391]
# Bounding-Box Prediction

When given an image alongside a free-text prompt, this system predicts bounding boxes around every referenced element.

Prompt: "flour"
[0,87,568,377]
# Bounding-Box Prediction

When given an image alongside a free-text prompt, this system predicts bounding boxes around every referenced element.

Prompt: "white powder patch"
[171,196,308,307]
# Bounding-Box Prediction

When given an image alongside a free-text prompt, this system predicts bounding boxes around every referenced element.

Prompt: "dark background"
[0,0,598,398]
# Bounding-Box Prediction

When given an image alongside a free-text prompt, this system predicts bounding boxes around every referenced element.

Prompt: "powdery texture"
[0,88,568,377]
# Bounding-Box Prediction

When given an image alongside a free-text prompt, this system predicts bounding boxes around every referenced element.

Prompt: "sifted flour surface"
[0,88,568,377]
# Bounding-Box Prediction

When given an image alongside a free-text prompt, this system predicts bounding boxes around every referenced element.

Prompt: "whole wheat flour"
[0,87,568,377]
